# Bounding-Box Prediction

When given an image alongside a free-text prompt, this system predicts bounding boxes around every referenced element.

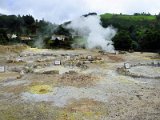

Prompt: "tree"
[0,29,8,44]
[22,15,35,26]
[54,25,70,36]
[139,29,160,51]
[156,13,160,21]
[113,30,132,50]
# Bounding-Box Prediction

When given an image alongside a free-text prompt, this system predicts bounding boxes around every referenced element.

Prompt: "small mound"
[30,85,52,94]
[58,73,99,87]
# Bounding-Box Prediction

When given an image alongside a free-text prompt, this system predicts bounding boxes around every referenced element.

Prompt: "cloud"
[0,0,160,24]
[0,0,90,23]
[85,0,160,14]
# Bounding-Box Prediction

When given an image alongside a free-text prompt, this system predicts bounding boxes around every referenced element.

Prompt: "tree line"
[0,14,56,45]
[101,13,160,52]
[0,13,160,52]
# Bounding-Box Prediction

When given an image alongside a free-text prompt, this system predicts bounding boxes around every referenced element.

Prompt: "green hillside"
[101,13,156,21]
[0,13,159,52]
[100,13,157,29]
[100,13,160,51]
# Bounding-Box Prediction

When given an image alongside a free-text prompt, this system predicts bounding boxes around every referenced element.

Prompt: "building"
[51,35,68,41]
[20,36,32,44]
[20,36,31,41]
[11,34,17,39]
[7,34,17,39]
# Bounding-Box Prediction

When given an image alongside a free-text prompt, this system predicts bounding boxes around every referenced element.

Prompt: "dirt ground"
[0,45,160,120]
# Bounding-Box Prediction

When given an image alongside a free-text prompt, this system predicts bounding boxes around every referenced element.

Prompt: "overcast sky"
[0,0,160,24]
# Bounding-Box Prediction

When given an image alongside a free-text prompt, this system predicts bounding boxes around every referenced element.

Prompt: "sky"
[0,0,160,24]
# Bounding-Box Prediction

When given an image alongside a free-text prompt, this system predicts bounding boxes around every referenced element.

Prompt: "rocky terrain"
[0,45,160,120]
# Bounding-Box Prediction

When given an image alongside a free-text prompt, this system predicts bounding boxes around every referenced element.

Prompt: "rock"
[42,70,59,74]
[153,61,157,66]
[65,70,77,75]
[66,56,71,60]
[24,66,29,70]
[98,50,105,55]
[74,56,79,60]
[16,58,24,62]
[17,75,22,79]
[20,70,25,76]
[61,54,65,56]
[119,51,127,54]
[129,49,134,53]
[24,66,33,73]
[36,66,42,69]
[80,65,88,70]
[124,63,130,69]
[37,59,43,62]
[136,95,142,100]
[76,62,83,67]
[115,51,119,55]
[11,67,23,72]
[7,59,13,63]
[96,57,102,60]
[0,66,5,73]
[87,55,92,60]
[83,61,91,64]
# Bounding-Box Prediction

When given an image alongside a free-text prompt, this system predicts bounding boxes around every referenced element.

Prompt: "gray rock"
[124,63,130,69]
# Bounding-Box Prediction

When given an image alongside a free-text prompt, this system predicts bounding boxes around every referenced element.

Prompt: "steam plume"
[66,15,117,52]
[34,36,44,49]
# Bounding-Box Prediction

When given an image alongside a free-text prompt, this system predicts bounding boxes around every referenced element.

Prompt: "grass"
[101,13,156,21]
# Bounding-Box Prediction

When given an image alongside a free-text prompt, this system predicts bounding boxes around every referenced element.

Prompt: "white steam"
[66,15,117,52]
[34,36,44,49]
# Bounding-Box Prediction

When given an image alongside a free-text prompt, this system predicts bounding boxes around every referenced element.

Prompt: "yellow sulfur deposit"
[30,85,52,94]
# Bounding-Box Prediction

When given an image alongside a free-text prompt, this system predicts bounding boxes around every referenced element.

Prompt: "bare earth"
[0,45,160,120]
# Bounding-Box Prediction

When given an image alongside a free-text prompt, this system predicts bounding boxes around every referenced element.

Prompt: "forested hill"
[0,14,57,46]
[101,13,157,28]
[0,13,160,51]
[100,13,160,51]
[0,14,56,35]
